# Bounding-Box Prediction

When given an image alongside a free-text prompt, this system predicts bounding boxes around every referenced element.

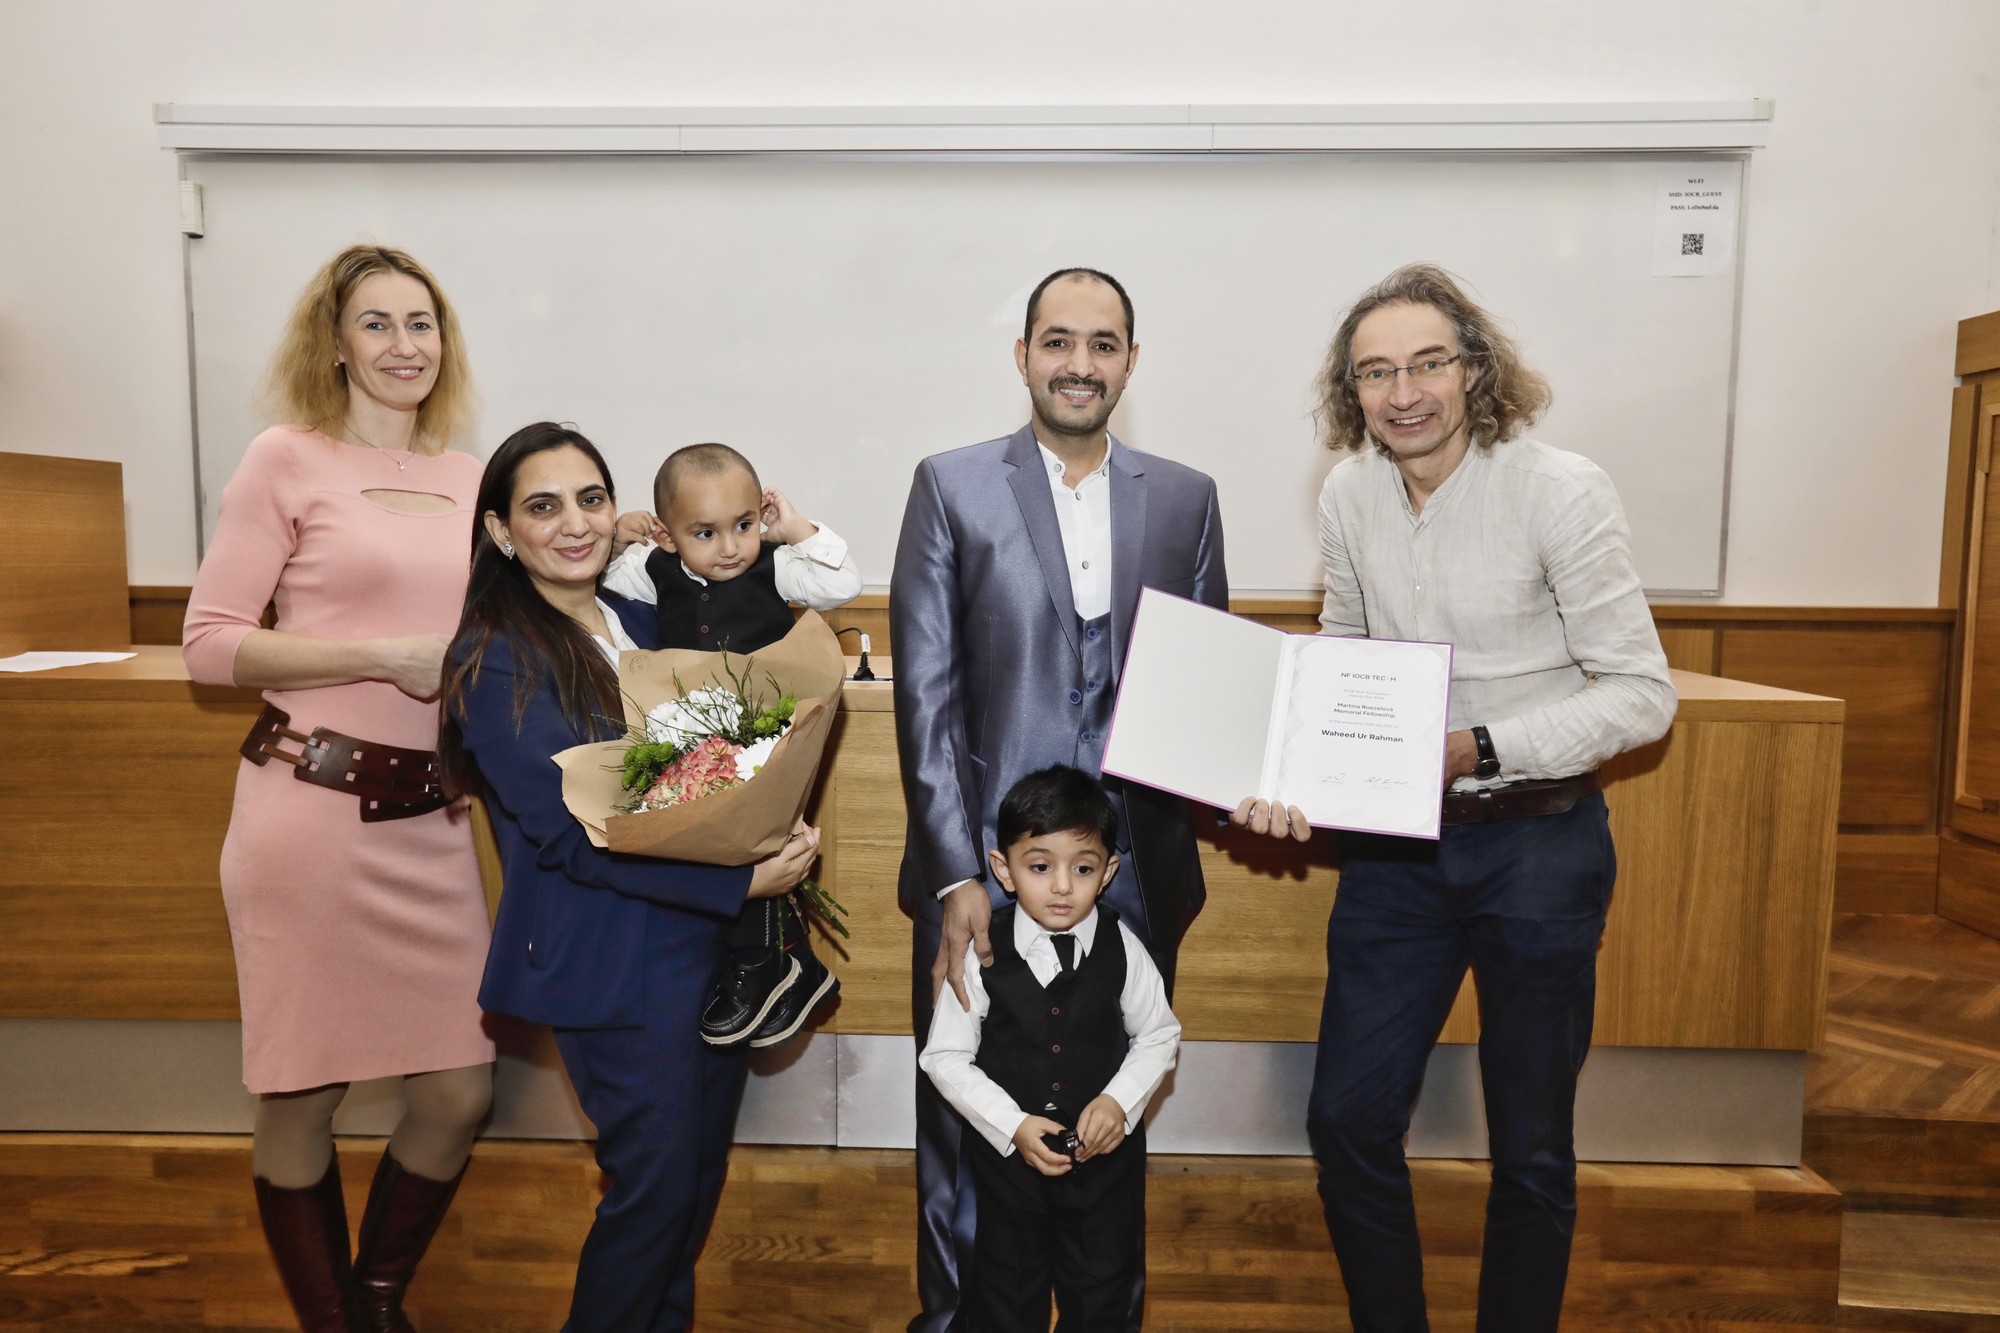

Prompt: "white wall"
[3,0,1997,604]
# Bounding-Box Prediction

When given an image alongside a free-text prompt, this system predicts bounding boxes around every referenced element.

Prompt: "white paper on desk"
[1101,589,1452,839]
[0,651,136,673]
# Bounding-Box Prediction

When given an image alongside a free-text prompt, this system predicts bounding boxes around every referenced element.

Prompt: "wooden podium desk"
[817,667,1843,1050]
[0,652,1840,1056]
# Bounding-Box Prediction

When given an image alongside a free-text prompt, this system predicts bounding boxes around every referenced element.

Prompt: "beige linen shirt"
[1316,436,1676,790]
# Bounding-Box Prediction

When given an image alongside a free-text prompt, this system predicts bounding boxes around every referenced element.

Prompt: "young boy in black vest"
[604,442,862,1048]
[918,765,1181,1333]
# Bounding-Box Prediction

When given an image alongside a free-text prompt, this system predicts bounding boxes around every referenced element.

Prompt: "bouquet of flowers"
[554,611,846,877]
[611,655,847,934]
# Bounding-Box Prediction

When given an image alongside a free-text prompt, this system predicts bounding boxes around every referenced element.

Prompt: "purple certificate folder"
[1102,587,1454,839]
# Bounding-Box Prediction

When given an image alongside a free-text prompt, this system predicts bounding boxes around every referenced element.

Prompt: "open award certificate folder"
[1102,589,1454,839]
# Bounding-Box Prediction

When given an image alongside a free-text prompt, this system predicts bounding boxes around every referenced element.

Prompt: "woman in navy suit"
[438,422,819,1331]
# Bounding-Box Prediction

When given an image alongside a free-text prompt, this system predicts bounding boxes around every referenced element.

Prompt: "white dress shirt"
[1036,440,1113,622]
[918,906,1181,1157]
[1317,436,1676,790]
[601,521,863,610]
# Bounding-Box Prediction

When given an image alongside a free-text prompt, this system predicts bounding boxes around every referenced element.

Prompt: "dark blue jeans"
[1308,794,1615,1333]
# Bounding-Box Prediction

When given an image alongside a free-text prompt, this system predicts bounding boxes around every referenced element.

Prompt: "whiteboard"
[185,153,1742,594]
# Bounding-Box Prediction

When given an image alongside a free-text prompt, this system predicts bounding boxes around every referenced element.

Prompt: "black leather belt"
[1440,772,1600,826]
[240,703,449,823]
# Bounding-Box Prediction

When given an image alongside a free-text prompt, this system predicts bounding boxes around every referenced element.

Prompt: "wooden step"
[0,1135,1839,1331]
[1806,913,2000,1214]
[1839,1210,2000,1327]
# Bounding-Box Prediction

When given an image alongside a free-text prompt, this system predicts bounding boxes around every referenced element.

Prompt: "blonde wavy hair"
[1312,263,1550,455]
[264,245,474,444]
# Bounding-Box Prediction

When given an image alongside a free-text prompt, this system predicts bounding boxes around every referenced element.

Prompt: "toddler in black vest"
[919,766,1181,1332]
[604,443,862,1048]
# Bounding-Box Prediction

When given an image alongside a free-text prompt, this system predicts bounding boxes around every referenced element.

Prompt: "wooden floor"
[1807,913,2000,1330]
[0,1137,1839,1331]
[1811,913,2000,1122]
[13,911,2000,1330]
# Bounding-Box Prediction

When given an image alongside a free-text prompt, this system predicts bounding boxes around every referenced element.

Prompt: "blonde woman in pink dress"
[184,245,495,1333]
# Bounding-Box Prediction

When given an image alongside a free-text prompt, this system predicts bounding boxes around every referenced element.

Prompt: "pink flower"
[641,736,745,811]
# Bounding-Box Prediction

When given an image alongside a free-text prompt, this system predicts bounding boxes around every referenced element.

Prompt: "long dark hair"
[438,422,626,797]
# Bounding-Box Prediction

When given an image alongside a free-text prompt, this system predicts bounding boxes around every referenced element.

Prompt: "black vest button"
[700,591,710,601]
[1051,1082,1061,1092]
[700,625,710,635]
[1051,1044,1061,1053]
[1050,1006,1060,1016]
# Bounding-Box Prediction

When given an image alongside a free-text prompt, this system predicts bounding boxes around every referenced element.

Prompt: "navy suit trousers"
[553,911,746,1333]
[1308,794,1616,1333]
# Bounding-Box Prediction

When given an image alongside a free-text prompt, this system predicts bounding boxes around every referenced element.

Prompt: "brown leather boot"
[252,1157,358,1333]
[350,1150,465,1332]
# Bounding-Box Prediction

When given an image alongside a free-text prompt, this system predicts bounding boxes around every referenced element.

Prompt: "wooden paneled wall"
[129,587,1954,916]
[1656,607,1954,917]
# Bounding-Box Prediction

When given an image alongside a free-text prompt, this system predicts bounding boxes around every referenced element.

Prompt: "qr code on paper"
[1681,233,1705,257]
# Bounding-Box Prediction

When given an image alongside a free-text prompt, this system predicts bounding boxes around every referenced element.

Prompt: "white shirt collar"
[1035,439,1112,486]
[1012,900,1102,960]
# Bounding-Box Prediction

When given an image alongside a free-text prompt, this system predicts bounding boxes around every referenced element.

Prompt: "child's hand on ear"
[760,489,818,546]
[1073,1095,1128,1162]
[612,510,662,559]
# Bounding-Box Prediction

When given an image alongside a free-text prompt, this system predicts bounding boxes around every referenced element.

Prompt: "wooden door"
[1950,391,2000,843]
[1942,315,2000,937]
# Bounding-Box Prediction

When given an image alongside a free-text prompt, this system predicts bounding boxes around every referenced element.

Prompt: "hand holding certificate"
[1102,589,1453,839]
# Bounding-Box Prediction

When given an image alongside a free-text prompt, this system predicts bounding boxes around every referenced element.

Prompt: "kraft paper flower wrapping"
[554,611,846,863]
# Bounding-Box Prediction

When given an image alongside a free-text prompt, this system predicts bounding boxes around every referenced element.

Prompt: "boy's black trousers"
[964,1129,1146,1333]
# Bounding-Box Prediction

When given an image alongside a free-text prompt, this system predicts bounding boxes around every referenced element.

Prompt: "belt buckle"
[240,705,314,768]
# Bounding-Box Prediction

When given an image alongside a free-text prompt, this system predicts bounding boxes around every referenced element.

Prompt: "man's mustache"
[1048,377,1107,396]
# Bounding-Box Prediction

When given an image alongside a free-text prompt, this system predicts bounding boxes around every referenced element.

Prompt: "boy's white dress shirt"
[919,906,1181,1157]
[601,521,863,609]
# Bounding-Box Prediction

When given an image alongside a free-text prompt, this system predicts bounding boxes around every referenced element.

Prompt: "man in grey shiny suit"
[891,267,1228,1332]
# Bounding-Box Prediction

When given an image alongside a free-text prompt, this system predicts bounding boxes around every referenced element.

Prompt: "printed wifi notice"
[1653,161,1740,277]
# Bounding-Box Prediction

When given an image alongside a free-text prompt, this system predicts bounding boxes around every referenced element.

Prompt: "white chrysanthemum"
[644,686,744,748]
[734,734,781,782]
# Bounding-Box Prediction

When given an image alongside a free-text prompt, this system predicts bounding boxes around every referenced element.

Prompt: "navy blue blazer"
[456,595,751,1030]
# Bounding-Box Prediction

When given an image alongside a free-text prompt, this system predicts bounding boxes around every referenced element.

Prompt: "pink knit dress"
[184,426,497,1094]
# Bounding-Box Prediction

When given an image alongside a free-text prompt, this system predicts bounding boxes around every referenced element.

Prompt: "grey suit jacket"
[890,424,1228,958]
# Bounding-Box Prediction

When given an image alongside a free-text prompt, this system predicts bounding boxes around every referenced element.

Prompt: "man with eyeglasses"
[1234,262,1675,1330]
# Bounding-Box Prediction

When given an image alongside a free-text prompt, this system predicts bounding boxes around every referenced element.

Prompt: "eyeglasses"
[1348,354,1462,390]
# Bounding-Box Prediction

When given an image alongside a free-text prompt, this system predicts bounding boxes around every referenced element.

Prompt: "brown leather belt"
[1440,772,1600,826]
[240,703,448,823]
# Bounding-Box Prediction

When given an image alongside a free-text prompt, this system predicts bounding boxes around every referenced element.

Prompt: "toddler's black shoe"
[701,947,801,1046]
[748,943,840,1048]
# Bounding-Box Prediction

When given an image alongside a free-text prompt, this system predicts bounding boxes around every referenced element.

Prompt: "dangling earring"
[501,541,515,558]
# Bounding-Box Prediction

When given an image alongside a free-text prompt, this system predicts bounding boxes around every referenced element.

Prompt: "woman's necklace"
[345,421,414,471]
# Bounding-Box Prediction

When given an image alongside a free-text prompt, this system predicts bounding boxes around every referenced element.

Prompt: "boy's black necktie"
[1051,933,1077,974]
